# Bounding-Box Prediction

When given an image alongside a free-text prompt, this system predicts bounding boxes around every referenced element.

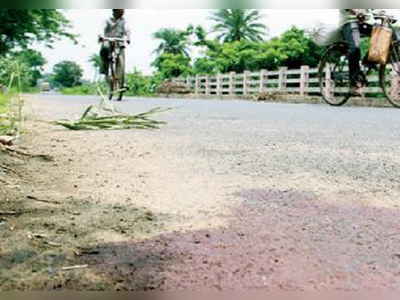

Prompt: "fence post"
[216,74,222,95]
[259,69,267,93]
[205,75,211,96]
[278,67,287,92]
[229,72,236,95]
[243,71,250,95]
[300,65,310,96]
[325,64,332,98]
[391,67,399,100]
[195,75,200,95]
[186,76,192,92]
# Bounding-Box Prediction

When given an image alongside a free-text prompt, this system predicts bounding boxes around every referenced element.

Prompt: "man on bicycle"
[340,9,400,96]
[100,9,131,75]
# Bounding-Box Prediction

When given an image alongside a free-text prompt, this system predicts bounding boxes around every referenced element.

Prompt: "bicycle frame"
[101,37,127,100]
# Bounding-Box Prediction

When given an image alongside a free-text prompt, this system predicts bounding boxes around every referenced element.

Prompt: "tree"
[125,69,162,96]
[192,26,325,75]
[0,9,75,55]
[12,49,46,87]
[152,53,192,79]
[154,27,192,56]
[52,61,83,88]
[277,27,325,69]
[88,54,102,81]
[210,9,267,43]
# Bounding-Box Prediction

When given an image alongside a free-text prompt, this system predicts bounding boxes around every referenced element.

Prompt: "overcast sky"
[34,9,345,79]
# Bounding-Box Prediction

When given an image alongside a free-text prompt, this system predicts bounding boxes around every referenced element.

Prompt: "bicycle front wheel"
[319,43,351,106]
[380,63,400,108]
[388,41,400,76]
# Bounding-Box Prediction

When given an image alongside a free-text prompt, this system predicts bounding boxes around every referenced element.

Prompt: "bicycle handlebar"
[99,36,127,43]
[360,11,397,25]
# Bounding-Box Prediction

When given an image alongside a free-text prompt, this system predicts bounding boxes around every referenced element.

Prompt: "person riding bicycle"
[340,9,400,96]
[99,9,131,75]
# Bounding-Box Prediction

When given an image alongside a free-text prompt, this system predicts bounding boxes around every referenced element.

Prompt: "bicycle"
[318,11,400,108]
[99,37,128,101]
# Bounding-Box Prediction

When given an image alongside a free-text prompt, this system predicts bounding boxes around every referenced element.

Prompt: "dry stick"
[62,265,88,271]
[0,211,21,215]
[27,195,61,205]
[42,241,62,247]
[1,145,53,161]
[1,146,30,157]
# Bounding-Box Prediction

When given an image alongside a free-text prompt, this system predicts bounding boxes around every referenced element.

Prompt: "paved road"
[23,95,400,290]
[35,94,400,195]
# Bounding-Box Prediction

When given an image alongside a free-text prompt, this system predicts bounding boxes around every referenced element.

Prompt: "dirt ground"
[2,95,400,290]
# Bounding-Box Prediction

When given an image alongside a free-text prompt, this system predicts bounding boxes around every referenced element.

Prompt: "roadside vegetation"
[0,9,75,142]
[0,9,367,98]
[43,9,327,97]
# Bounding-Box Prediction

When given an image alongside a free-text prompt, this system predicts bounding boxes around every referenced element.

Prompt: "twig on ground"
[0,135,15,145]
[1,145,54,161]
[27,195,61,205]
[62,265,88,271]
[42,241,62,247]
[0,211,21,216]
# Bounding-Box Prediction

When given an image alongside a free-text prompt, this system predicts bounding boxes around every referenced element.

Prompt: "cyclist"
[340,9,400,96]
[99,9,131,75]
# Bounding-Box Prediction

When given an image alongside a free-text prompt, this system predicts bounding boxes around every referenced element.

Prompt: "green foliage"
[0,57,33,91]
[52,61,83,88]
[61,84,96,96]
[11,49,46,87]
[0,92,24,136]
[0,93,11,135]
[277,27,325,69]
[88,54,102,72]
[0,9,75,56]
[154,27,192,56]
[152,53,193,79]
[59,70,162,97]
[125,70,162,96]
[210,9,267,42]
[0,93,9,115]
[192,26,324,74]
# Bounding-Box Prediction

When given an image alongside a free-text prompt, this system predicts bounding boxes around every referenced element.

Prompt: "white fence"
[173,66,399,97]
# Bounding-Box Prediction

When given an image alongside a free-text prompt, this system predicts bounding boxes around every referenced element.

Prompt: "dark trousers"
[342,22,400,86]
[342,22,372,86]
[100,41,112,75]
[100,41,125,75]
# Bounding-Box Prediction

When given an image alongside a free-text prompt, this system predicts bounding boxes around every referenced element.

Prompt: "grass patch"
[0,92,25,136]
[61,85,97,96]
[0,93,12,135]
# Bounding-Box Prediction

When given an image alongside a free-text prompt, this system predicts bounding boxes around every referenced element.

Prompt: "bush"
[61,84,96,95]
[125,70,162,96]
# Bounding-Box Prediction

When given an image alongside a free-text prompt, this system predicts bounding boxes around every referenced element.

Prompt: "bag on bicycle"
[368,25,392,65]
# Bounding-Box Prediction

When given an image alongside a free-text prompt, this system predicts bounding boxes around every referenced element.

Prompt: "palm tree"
[307,21,327,44]
[153,28,191,56]
[210,9,267,43]
[88,53,102,81]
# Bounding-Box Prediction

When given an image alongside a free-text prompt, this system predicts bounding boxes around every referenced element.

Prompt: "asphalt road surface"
[5,94,400,290]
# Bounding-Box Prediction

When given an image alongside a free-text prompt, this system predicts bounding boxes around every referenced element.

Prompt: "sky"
[34,9,343,80]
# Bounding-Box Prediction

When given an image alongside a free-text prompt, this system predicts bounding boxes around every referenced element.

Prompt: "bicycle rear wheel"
[115,53,125,101]
[319,43,351,106]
